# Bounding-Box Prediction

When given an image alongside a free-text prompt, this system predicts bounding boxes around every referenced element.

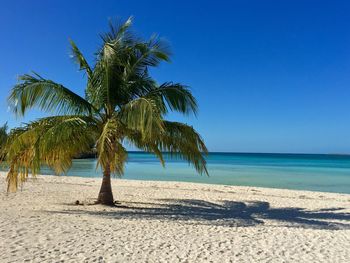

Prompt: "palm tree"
[2,17,208,205]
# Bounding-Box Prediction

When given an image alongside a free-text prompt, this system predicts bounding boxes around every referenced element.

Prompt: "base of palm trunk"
[97,167,115,206]
[96,193,115,206]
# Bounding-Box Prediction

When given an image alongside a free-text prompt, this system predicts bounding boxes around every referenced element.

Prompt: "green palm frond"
[96,118,128,175]
[100,16,134,44]
[124,121,207,174]
[123,128,165,166]
[119,97,164,138]
[9,73,95,116]
[124,72,156,100]
[157,121,208,175]
[86,60,107,110]
[39,116,99,172]
[96,118,119,170]
[130,36,171,76]
[110,143,128,176]
[146,82,198,115]
[0,122,8,149]
[4,116,99,191]
[3,125,40,191]
[69,39,93,78]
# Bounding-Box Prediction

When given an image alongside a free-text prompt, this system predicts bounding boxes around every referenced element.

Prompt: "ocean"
[35,152,350,194]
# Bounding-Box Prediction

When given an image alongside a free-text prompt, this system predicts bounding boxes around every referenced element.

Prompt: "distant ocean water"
[32,152,350,194]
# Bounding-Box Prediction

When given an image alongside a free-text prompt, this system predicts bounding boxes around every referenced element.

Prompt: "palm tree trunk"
[97,164,114,205]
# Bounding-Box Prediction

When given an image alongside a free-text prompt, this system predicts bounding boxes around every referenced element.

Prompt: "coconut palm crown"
[2,17,208,205]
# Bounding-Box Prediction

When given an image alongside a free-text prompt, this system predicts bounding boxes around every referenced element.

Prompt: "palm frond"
[0,122,8,149]
[124,121,207,174]
[146,82,198,115]
[110,143,128,176]
[119,97,164,138]
[8,73,95,116]
[124,128,165,166]
[3,116,99,191]
[86,60,107,110]
[130,35,170,75]
[96,118,127,175]
[100,16,134,44]
[69,39,93,78]
[123,71,156,101]
[157,121,208,175]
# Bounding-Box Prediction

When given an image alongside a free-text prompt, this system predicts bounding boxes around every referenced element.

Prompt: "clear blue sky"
[1,0,350,153]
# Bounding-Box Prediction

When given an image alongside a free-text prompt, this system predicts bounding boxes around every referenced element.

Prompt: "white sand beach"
[1,172,350,263]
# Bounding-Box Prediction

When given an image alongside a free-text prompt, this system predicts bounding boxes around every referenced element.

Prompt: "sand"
[1,172,350,263]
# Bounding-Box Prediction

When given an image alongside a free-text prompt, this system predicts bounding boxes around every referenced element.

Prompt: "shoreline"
[2,171,350,196]
[1,172,350,262]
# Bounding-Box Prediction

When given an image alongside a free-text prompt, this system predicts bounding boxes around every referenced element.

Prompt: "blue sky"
[1,0,350,153]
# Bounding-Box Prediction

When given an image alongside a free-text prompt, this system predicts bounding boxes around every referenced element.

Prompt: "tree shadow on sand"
[48,199,350,230]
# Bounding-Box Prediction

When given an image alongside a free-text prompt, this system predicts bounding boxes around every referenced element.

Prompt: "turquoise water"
[35,152,350,194]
